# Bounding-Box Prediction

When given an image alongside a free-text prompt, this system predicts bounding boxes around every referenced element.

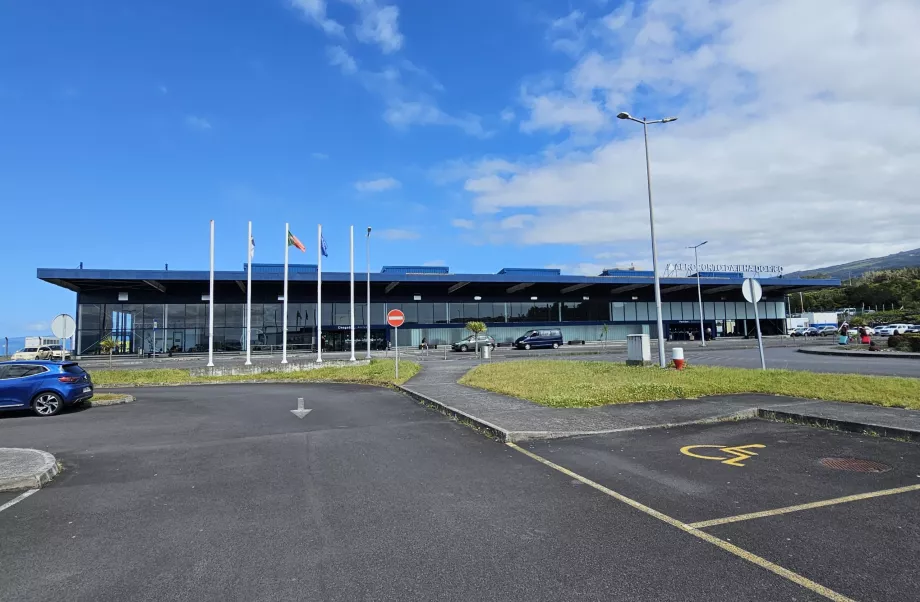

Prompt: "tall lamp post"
[366,227,372,360]
[688,240,708,347]
[617,111,677,368]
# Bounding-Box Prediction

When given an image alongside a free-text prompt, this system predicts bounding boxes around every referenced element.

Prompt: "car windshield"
[21,348,37,352]
[524,330,538,336]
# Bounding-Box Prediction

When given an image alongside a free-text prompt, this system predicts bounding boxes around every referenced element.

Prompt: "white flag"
[249,236,255,259]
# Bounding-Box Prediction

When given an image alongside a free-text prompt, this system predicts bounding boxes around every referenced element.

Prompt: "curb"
[87,394,135,407]
[757,409,920,442]
[395,385,513,441]
[396,384,759,443]
[797,348,920,360]
[0,448,60,492]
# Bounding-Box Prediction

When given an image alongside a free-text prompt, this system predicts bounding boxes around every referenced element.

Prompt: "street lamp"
[366,227,372,359]
[688,240,708,347]
[618,111,678,368]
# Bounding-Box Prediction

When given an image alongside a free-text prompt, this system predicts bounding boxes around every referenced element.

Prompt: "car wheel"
[552,342,559,349]
[893,330,900,336]
[33,392,63,417]
[524,343,531,350]
[460,345,468,352]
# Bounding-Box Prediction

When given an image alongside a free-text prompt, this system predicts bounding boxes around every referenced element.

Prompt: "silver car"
[451,335,496,352]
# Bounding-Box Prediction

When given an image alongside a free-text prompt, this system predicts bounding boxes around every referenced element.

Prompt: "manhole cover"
[819,457,891,473]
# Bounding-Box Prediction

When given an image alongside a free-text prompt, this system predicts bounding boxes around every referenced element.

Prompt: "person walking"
[838,323,849,345]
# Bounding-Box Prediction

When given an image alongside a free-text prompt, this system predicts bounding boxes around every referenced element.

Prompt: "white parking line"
[0,489,38,513]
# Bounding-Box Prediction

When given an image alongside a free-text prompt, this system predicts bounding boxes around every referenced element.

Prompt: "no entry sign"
[387,309,405,328]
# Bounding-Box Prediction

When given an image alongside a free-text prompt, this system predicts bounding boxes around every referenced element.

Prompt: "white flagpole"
[349,225,356,361]
[317,224,323,364]
[245,220,253,365]
[282,222,289,364]
[207,219,215,367]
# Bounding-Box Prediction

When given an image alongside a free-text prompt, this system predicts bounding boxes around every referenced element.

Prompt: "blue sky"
[2,0,918,337]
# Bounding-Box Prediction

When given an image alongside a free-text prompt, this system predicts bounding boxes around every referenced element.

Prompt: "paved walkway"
[400,362,920,442]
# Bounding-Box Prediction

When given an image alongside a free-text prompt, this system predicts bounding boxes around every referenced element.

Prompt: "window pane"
[611,302,625,322]
[432,303,447,324]
[682,302,694,321]
[226,304,244,328]
[402,303,418,324]
[736,302,749,319]
[636,302,649,321]
[624,302,637,321]
[703,302,715,320]
[79,304,102,331]
[417,303,433,324]
[725,302,736,319]
[714,302,725,319]
[370,303,386,325]
[691,303,701,320]
[462,303,478,321]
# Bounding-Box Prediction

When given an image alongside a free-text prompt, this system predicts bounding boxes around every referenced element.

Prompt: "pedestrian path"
[399,362,920,442]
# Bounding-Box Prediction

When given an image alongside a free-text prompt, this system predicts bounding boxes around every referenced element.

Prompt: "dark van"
[514,329,563,350]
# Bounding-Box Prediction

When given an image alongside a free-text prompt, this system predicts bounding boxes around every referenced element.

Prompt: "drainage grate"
[819,457,891,473]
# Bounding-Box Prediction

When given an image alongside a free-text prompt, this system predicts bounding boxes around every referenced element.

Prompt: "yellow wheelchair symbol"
[680,444,766,467]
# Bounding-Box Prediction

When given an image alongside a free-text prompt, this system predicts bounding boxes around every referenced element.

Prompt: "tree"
[600,323,609,349]
[465,321,487,354]
[99,337,117,366]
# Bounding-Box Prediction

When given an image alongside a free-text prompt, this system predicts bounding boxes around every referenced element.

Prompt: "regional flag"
[321,235,328,258]
[288,231,306,252]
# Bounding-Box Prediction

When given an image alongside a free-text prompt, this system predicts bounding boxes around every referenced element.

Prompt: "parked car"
[11,345,71,361]
[514,328,564,350]
[451,335,495,352]
[876,324,913,336]
[0,361,93,416]
[816,326,839,336]
[906,325,920,334]
[790,327,818,337]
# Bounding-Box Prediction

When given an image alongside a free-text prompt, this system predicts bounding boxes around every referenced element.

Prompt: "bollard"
[672,347,685,370]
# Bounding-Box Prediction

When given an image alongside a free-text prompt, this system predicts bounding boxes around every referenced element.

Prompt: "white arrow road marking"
[291,397,312,419]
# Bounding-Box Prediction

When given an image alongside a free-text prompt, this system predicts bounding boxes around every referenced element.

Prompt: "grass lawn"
[89,359,419,388]
[459,361,920,410]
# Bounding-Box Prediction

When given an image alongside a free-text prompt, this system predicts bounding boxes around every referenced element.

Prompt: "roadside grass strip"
[89,359,419,388]
[459,361,920,410]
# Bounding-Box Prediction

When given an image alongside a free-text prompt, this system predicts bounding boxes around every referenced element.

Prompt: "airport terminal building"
[38,265,840,356]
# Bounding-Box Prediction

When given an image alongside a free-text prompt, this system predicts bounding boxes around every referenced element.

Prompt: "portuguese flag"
[288,230,305,252]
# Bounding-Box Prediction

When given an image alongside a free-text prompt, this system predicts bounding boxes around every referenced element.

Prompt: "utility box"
[480,345,491,360]
[626,334,651,366]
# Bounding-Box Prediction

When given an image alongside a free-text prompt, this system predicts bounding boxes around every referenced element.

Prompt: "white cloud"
[353,2,403,53]
[547,10,587,56]
[500,108,515,122]
[378,228,420,240]
[326,45,357,74]
[448,0,920,272]
[24,321,48,332]
[451,218,475,229]
[311,152,329,159]
[519,92,608,133]
[545,263,608,277]
[384,99,487,137]
[185,115,212,131]
[422,259,447,267]
[355,176,401,192]
[289,0,344,36]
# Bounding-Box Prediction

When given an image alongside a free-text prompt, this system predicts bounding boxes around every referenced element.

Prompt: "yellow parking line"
[507,443,856,602]
[689,484,920,529]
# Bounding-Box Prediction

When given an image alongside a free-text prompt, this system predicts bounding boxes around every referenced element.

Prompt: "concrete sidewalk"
[399,362,920,442]
[0,448,59,492]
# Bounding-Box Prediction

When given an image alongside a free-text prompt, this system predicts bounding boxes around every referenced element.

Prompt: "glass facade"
[76,298,786,353]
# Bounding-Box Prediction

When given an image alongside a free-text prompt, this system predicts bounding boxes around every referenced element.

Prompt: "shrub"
[903,334,920,353]
[888,335,904,348]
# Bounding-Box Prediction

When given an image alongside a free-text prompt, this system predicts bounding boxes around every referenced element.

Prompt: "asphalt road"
[0,385,865,602]
[525,420,920,602]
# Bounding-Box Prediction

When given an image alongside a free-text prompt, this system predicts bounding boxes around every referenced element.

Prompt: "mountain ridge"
[788,248,920,279]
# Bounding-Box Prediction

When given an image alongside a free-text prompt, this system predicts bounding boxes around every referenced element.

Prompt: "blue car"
[0,361,94,417]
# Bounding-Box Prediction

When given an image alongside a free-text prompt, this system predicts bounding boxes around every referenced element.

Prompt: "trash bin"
[480,345,491,360]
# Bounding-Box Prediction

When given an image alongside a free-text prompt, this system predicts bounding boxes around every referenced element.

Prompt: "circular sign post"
[51,314,76,360]
[741,279,766,370]
[386,310,406,379]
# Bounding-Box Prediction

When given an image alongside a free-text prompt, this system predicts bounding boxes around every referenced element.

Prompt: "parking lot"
[1,385,918,601]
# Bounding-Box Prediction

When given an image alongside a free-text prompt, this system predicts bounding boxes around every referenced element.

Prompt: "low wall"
[190,359,369,377]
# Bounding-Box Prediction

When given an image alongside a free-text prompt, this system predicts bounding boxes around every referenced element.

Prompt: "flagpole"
[282,222,289,364]
[207,220,215,367]
[317,224,323,364]
[349,225,356,361]
[245,220,252,365]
